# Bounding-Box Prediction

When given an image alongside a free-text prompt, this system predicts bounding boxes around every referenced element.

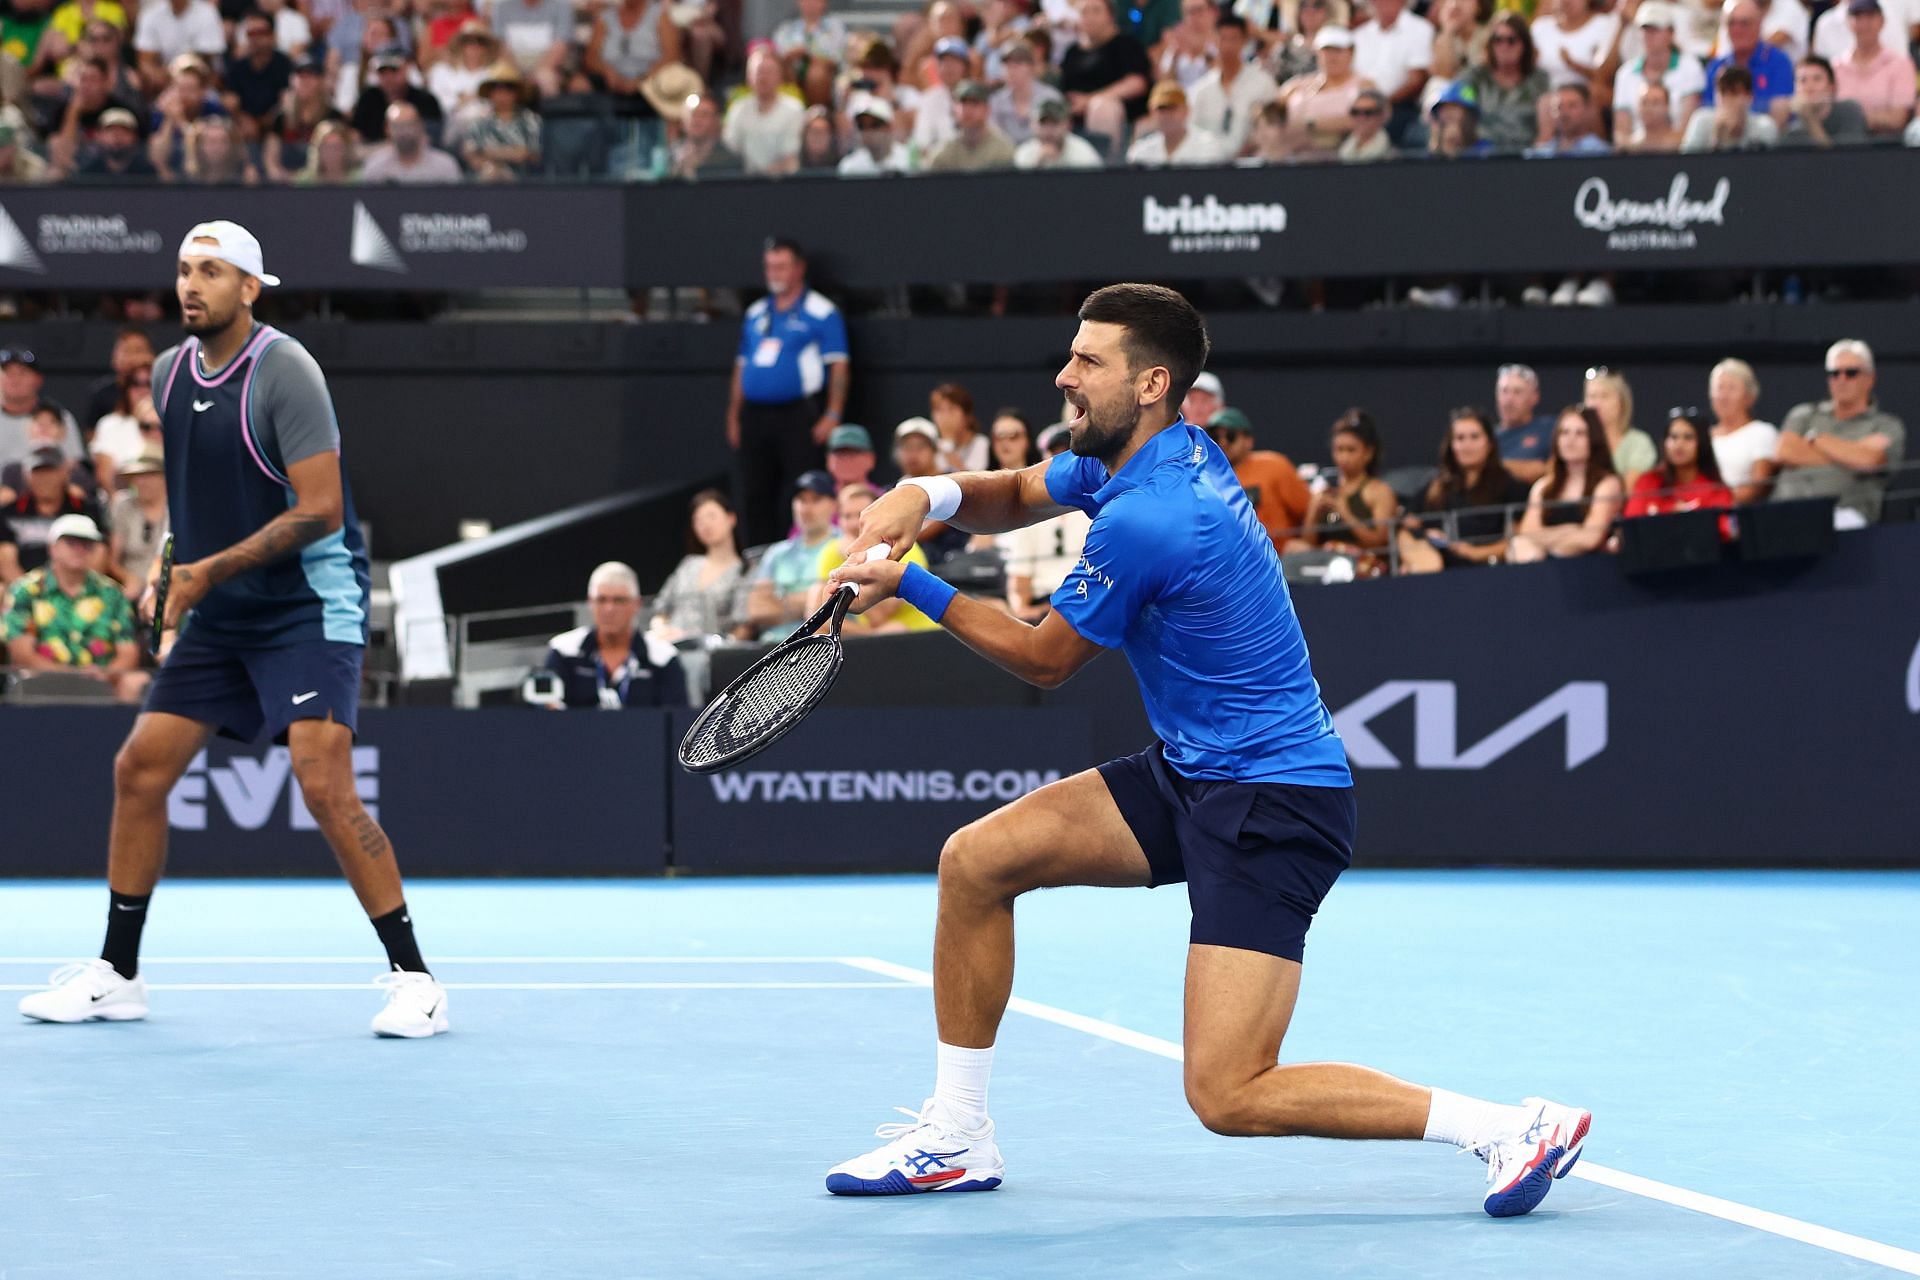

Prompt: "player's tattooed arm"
[190,452,346,589]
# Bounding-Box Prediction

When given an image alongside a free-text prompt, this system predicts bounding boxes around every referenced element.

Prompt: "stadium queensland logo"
[1141,194,1286,255]
[0,203,164,274]
[1574,172,1729,252]
[350,201,528,273]
[168,746,380,831]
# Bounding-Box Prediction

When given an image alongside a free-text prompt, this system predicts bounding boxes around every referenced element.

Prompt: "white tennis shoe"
[18,959,149,1023]
[371,970,450,1038]
[1475,1097,1591,1217]
[826,1099,1004,1195]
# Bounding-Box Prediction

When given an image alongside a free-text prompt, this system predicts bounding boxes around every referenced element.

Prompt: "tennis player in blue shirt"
[824,284,1590,1217]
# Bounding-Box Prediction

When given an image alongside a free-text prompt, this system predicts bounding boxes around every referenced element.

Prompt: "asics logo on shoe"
[1520,1108,1551,1145]
[904,1149,968,1175]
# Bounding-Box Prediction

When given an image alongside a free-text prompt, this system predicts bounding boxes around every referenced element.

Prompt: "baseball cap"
[1313,24,1353,49]
[1035,98,1070,123]
[934,35,971,59]
[1429,79,1480,116]
[49,513,104,543]
[0,346,35,368]
[795,469,837,499]
[1847,0,1881,13]
[1001,39,1035,64]
[1636,0,1678,26]
[894,417,940,446]
[372,48,408,71]
[293,56,327,75]
[1207,407,1253,434]
[850,93,894,124]
[27,445,66,470]
[1148,81,1187,110]
[178,220,280,287]
[1190,371,1223,400]
[827,424,874,452]
[955,79,990,104]
[97,106,139,130]
[120,449,164,477]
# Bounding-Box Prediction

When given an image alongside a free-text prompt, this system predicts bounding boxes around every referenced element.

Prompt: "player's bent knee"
[1184,1072,1289,1138]
[291,766,355,823]
[113,742,178,802]
[938,820,1037,903]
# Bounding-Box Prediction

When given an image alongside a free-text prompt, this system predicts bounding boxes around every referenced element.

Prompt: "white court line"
[838,956,1920,1278]
[0,956,853,966]
[0,990,913,997]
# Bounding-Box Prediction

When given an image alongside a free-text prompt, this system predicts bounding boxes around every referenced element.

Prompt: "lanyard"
[595,647,637,710]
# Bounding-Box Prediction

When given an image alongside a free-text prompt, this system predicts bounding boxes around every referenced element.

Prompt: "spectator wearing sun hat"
[825,424,878,489]
[1427,79,1493,156]
[461,61,542,179]
[1280,25,1377,157]
[106,450,168,593]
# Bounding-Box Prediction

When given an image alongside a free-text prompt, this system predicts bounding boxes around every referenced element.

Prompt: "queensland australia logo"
[1574,173,1730,252]
[1142,194,1286,255]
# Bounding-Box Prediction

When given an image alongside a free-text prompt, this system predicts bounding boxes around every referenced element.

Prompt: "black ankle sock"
[371,903,429,975]
[101,891,151,981]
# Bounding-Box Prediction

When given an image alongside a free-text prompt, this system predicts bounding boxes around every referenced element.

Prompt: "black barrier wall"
[4,150,1917,290]
[3,525,1916,874]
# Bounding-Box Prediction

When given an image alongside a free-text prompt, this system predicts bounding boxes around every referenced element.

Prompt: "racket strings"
[684,638,840,764]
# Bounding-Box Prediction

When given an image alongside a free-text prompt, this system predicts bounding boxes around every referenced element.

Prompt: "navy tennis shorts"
[1098,742,1354,963]
[145,631,363,744]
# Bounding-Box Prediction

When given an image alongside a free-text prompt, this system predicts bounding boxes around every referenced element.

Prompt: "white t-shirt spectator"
[912,83,957,151]
[1532,12,1621,89]
[1186,62,1279,154]
[1126,124,1228,165]
[273,7,314,56]
[1613,50,1708,126]
[134,0,228,63]
[486,0,574,71]
[429,60,490,120]
[1014,132,1106,167]
[1004,509,1091,600]
[1353,11,1435,97]
[91,413,148,471]
[838,143,912,175]
[1712,421,1781,488]
[723,94,806,174]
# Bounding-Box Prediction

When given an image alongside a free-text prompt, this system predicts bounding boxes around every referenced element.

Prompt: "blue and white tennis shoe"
[826,1099,1004,1195]
[1477,1097,1592,1218]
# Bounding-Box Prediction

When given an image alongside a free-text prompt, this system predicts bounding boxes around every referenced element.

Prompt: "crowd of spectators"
[2,0,1914,189]
[532,321,1906,713]
[0,334,169,700]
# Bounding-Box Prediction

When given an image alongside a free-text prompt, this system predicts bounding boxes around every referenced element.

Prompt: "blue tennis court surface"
[6,872,1917,1278]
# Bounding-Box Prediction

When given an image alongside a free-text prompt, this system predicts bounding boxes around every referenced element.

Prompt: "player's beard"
[182,297,242,339]
[1070,393,1140,465]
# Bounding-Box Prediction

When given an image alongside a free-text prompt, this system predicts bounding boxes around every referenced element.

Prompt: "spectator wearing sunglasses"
[1624,411,1734,518]
[1758,339,1906,526]
[1337,87,1392,159]
[1463,12,1548,154]
[0,349,85,474]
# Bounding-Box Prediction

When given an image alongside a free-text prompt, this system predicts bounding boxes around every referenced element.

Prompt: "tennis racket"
[146,533,174,658]
[677,543,891,774]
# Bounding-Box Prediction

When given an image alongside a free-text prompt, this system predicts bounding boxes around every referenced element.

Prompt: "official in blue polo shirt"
[1702,1,1796,111]
[726,238,851,547]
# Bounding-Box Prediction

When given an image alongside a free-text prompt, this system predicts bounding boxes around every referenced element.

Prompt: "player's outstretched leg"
[285,718,447,1039]
[19,713,211,1025]
[826,769,1154,1195]
[1182,943,1590,1218]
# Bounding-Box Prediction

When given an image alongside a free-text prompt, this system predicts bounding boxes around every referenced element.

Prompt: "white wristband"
[899,474,962,523]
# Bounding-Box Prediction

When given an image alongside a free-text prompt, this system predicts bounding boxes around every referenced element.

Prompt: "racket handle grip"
[864,542,892,562]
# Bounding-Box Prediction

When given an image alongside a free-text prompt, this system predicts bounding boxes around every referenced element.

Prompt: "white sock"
[1423,1088,1520,1149]
[933,1041,994,1131]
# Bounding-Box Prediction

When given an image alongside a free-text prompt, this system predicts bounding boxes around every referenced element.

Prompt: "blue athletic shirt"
[1045,418,1351,787]
[736,289,849,405]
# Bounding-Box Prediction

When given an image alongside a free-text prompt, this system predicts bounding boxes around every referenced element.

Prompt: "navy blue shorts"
[1098,743,1354,963]
[145,631,363,744]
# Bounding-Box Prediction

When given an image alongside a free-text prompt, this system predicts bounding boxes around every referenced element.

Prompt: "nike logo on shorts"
[292,691,320,705]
